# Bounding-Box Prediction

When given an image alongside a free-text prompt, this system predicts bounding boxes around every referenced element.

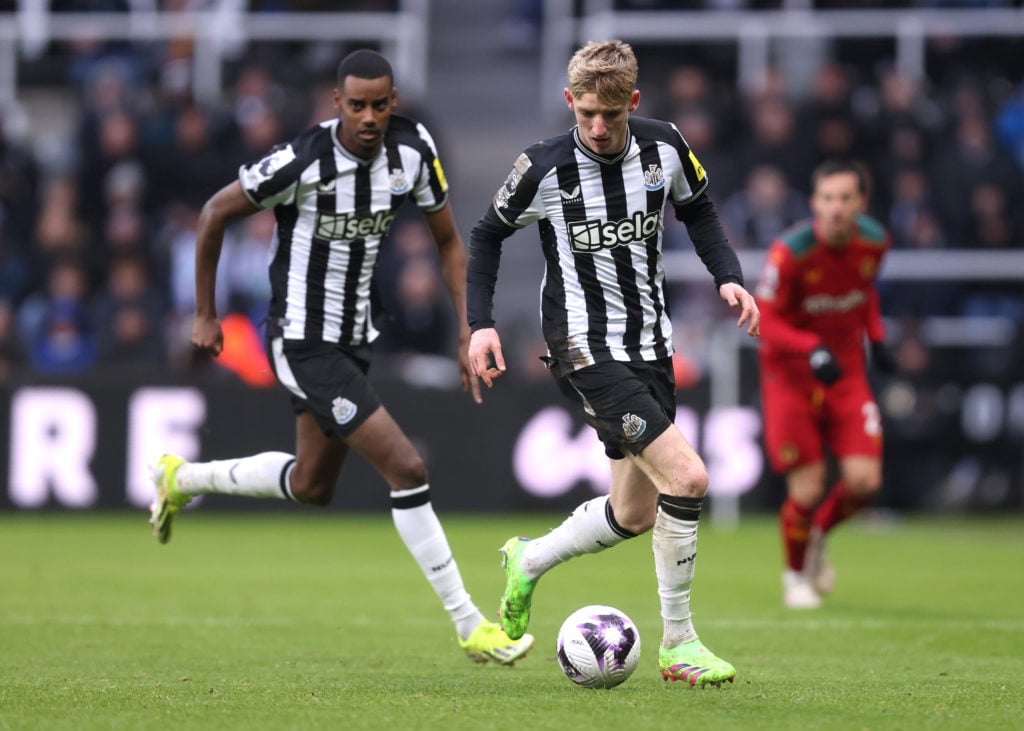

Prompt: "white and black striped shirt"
[469,116,741,377]
[239,114,448,344]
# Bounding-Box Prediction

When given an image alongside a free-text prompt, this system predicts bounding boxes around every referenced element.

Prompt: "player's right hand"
[468,327,506,388]
[191,315,224,356]
[809,345,841,385]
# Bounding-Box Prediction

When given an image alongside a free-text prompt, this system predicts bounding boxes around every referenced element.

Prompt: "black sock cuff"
[658,494,703,522]
[391,485,431,510]
[279,459,296,502]
[605,499,638,539]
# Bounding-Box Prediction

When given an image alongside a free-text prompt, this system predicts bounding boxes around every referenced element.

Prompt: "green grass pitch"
[1,511,1022,730]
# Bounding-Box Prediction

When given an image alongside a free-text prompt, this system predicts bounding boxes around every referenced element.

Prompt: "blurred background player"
[755,159,896,610]
[148,49,533,665]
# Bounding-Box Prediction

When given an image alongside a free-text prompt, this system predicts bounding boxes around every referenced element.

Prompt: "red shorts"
[760,367,883,473]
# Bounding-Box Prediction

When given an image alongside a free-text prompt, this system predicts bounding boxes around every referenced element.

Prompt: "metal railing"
[0,1,429,107]
[540,3,1024,119]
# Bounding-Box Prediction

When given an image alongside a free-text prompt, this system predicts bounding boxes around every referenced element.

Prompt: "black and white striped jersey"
[238,114,448,344]
[482,116,710,374]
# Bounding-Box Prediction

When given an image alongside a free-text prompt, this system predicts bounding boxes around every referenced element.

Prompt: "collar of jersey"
[331,119,381,166]
[572,127,631,165]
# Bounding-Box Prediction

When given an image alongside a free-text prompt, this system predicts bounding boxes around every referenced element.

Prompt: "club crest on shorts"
[621,412,646,441]
[332,396,358,425]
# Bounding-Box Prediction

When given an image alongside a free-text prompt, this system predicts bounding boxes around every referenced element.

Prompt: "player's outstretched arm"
[192,180,259,356]
[719,282,761,337]
[468,328,506,388]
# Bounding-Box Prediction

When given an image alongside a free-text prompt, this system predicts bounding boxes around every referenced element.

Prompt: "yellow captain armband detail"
[433,157,449,192]
[688,149,706,181]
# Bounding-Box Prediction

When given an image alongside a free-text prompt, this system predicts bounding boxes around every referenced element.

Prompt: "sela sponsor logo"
[803,289,867,315]
[316,209,396,240]
[567,210,662,252]
[642,164,665,191]
[621,412,647,441]
[331,396,358,425]
[389,167,411,194]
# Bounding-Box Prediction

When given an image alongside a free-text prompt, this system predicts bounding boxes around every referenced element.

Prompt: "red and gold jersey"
[756,214,889,378]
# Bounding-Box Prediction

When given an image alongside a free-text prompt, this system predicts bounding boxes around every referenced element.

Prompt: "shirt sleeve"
[492,150,545,228]
[673,193,743,289]
[238,142,302,210]
[865,268,887,345]
[666,122,710,206]
[411,121,450,213]
[467,207,518,330]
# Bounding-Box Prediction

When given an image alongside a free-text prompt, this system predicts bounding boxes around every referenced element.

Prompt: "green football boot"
[659,639,736,687]
[498,537,537,641]
[148,454,191,544]
[459,620,535,665]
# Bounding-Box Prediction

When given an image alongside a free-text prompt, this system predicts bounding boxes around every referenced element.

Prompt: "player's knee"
[847,474,881,497]
[387,452,428,491]
[681,462,709,497]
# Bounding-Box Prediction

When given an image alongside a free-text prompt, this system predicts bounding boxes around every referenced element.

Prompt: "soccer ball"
[556,605,641,689]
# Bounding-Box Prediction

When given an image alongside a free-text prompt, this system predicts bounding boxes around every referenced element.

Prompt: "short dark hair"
[336,49,393,87]
[812,159,870,197]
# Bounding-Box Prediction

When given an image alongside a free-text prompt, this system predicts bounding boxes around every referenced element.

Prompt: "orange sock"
[813,480,869,533]
[780,498,814,572]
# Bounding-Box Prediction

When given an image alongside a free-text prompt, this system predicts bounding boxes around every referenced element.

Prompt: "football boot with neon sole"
[459,620,535,665]
[659,639,737,687]
[148,454,191,544]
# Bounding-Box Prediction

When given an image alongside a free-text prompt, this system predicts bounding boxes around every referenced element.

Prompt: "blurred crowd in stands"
[1,0,1023,391]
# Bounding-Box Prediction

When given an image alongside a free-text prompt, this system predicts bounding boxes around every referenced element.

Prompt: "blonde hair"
[567,40,638,106]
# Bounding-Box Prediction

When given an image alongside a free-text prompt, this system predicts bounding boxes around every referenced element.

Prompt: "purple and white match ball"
[556,605,641,689]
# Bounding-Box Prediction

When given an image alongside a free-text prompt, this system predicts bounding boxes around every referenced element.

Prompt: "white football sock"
[652,507,699,648]
[175,452,296,500]
[391,485,483,640]
[520,496,634,580]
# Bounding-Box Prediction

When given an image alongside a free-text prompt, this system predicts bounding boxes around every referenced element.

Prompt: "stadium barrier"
[1,356,1020,515]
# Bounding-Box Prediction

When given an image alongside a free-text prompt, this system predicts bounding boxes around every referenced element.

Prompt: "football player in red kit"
[756,159,896,609]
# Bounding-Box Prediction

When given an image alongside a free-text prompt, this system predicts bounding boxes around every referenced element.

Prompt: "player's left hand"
[870,341,898,374]
[457,329,484,404]
[719,282,760,337]
[468,327,507,389]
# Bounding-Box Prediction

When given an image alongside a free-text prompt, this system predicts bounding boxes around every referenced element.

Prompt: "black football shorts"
[556,357,676,460]
[267,336,382,438]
